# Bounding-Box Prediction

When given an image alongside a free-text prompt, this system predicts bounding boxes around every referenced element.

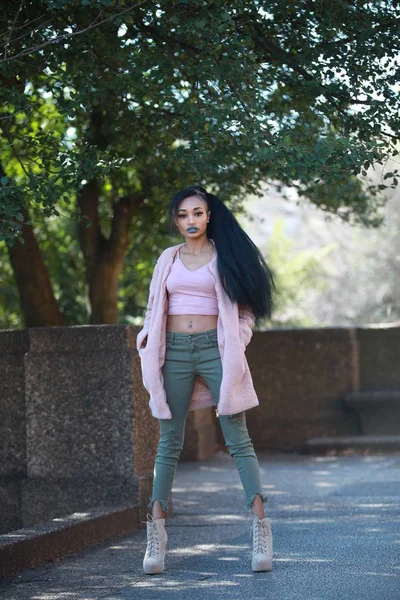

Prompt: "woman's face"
[175,195,210,239]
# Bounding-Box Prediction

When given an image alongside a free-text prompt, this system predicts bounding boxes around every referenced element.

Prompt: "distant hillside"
[240,176,400,327]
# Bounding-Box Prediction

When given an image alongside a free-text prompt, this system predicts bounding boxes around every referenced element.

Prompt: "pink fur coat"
[136,243,259,419]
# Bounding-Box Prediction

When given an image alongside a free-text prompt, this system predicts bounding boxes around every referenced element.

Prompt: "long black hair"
[168,185,275,323]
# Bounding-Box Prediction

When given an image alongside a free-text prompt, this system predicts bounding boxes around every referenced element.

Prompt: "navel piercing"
[188,321,193,328]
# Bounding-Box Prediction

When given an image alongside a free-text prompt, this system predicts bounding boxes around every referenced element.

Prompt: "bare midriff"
[166,313,218,333]
[166,242,218,333]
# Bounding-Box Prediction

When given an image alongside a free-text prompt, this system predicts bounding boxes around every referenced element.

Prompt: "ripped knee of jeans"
[159,428,184,450]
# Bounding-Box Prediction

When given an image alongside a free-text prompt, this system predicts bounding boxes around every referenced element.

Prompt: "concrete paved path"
[1,452,399,600]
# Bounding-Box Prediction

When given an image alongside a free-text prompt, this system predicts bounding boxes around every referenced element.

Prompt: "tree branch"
[4,0,24,60]
[134,20,201,55]
[77,178,102,284]
[251,22,354,119]
[0,12,52,40]
[0,0,151,65]
[108,194,146,262]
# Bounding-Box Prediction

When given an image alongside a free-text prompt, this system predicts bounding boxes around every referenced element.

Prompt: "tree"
[263,218,335,327]
[306,191,400,326]
[0,0,399,326]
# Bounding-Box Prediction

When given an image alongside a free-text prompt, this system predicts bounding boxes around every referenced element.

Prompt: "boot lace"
[142,513,160,557]
[251,518,271,554]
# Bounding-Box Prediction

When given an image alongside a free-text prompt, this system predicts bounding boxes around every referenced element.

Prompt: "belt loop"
[205,330,210,343]
[171,332,175,344]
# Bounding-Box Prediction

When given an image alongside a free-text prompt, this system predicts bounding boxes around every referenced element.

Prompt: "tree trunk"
[89,255,121,324]
[78,180,145,324]
[7,206,66,327]
[1,73,65,327]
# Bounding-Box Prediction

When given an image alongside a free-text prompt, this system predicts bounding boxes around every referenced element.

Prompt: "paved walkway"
[1,452,400,600]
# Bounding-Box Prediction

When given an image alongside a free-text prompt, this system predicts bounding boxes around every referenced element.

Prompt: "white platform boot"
[251,515,273,571]
[143,513,168,575]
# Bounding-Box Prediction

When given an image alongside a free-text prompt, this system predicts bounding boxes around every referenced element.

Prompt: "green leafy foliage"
[1,0,399,237]
[0,0,399,326]
[264,218,335,328]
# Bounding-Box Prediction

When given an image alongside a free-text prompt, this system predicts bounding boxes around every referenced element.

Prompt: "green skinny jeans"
[148,328,268,513]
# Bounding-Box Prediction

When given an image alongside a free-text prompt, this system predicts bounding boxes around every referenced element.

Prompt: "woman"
[137,185,275,575]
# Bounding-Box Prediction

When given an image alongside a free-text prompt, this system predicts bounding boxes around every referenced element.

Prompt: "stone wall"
[244,327,361,453]
[1,323,399,534]
[0,325,159,535]
[357,326,400,391]
[0,330,29,533]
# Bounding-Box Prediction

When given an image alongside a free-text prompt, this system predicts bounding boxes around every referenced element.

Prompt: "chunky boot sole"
[143,556,165,575]
[252,554,273,572]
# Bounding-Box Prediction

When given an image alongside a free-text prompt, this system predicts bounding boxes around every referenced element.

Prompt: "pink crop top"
[166,247,219,315]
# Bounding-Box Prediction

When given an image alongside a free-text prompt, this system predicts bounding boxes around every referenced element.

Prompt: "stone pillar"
[0,330,29,534]
[357,325,400,391]
[181,407,218,461]
[22,325,160,527]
